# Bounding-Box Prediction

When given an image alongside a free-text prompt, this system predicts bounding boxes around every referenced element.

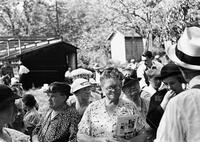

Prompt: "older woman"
[77,67,145,142]
[32,82,80,142]
[0,84,30,142]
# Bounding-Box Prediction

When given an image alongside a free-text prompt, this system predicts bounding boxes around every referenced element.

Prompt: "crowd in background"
[0,26,200,142]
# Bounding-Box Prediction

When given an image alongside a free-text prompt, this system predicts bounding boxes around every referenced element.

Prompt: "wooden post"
[7,40,10,56]
[18,38,22,54]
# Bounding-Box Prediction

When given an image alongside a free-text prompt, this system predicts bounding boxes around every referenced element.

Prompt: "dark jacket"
[146,89,167,131]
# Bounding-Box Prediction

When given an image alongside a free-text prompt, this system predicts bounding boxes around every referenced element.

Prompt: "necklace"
[105,102,118,118]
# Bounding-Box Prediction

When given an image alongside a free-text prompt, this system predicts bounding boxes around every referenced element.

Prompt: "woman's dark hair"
[22,94,37,109]
[175,74,186,83]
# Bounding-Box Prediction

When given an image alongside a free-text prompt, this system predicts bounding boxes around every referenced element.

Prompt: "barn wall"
[20,42,77,87]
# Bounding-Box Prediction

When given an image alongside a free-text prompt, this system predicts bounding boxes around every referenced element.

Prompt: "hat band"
[175,46,200,65]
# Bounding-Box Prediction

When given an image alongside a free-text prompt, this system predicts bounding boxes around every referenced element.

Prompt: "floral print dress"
[0,127,30,142]
[78,98,146,138]
[33,105,80,142]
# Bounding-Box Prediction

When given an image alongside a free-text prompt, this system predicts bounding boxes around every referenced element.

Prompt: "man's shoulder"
[170,88,200,106]
[176,88,200,98]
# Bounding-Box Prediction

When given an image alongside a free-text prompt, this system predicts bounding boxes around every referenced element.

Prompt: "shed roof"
[107,29,141,41]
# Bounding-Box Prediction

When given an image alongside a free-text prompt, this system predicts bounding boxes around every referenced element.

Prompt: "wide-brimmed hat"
[157,63,182,80]
[0,84,21,109]
[122,70,140,88]
[166,27,200,70]
[44,82,72,96]
[71,78,91,93]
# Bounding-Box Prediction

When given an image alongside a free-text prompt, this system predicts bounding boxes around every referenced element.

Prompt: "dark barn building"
[20,41,77,87]
[0,38,77,88]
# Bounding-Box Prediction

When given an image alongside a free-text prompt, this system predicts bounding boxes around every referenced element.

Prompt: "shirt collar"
[188,75,200,88]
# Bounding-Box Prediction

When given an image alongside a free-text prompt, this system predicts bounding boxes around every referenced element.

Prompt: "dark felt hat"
[122,70,140,88]
[158,63,182,80]
[44,82,72,96]
[143,51,153,58]
[0,84,21,109]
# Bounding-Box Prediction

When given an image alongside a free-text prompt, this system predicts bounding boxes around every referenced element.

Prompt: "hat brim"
[44,89,73,96]
[166,44,200,70]
[93,66,104,70]
[156,72,180,80]
[71,84,91,93]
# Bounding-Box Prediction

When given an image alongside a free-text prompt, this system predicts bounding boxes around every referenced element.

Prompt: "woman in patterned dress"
[32,82,80,142]
[77,67,146,142]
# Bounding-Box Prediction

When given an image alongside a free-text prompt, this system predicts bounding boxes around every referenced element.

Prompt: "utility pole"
[55,0,60,36]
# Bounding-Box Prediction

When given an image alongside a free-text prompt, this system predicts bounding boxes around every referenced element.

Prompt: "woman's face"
[48,92,67,110]
[122,81,140,98]
[75,87,91,106]
[0,101,17,124]
[101,78,122,102]
[163,76,183,94]
[149,77,161,90]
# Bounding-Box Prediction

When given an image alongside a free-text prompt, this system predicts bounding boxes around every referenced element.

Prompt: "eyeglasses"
[105,86,121,91]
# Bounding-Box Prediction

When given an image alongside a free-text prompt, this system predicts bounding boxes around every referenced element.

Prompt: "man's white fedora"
[166,27,200,70]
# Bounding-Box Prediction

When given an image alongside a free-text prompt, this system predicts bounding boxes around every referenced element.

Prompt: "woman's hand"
[32,135,39,142]
[160,90,176,110]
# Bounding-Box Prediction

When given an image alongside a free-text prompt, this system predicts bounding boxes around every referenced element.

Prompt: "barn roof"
[0,38,78,61]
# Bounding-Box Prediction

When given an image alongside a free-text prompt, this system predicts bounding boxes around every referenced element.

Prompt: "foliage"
[0,0,200,67]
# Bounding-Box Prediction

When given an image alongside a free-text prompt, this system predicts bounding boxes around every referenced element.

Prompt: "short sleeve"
[78,104,92,136]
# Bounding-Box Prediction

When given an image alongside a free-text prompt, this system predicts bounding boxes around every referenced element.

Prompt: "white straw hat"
[166,27,200,70]
[71,78,91,93]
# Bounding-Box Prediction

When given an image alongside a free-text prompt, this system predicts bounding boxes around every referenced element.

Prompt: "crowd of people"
[0,26,200,142]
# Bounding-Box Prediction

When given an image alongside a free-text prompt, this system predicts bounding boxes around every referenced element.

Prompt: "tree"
[0,0,22,36]
[0,0,199,68]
